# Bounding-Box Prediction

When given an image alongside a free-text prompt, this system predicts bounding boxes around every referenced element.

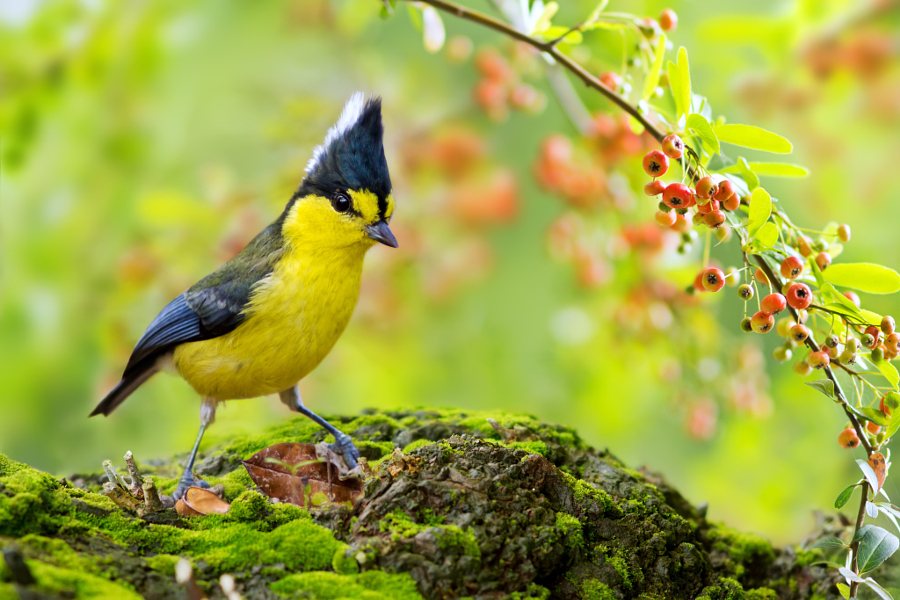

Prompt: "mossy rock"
[0,409,845,598]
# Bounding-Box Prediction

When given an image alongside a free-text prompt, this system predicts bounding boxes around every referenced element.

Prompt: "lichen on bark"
[0,409,843,599]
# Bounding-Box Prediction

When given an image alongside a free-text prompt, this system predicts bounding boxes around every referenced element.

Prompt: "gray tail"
[89,362,159,417]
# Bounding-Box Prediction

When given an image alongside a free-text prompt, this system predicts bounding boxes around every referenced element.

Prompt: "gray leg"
[279,386,359,468]
[173,398,215,500]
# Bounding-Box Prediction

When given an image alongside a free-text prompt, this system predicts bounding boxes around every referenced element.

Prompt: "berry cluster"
[642,135,742,254]
[473,47,546,121]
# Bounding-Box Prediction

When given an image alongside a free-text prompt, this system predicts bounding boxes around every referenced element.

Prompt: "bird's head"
[280,93,397,252]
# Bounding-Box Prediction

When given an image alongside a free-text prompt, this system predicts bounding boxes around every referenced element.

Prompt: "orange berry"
[658,9,678,32]
[643,150,670,177]
[655,210,676,227]
[661,134,685,159]
[750,311,775,334]
[815,252,832,270]
[701,267,726,292]
[837,427,860,449]
[780,256,804,280]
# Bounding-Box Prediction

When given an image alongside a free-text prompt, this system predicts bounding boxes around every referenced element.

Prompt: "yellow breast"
[172,244,368,400]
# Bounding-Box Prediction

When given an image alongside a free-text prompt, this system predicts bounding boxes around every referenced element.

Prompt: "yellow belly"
[173,247,366,399]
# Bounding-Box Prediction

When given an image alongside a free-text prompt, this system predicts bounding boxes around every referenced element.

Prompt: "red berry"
[662,183,693,209]
[838,427,860,449]
[722,194,740,211]
[786,283,812,310]
[661,134,684,159]
[751,311,775,334]
[790,323,810,342]
[761,293,787,314]
[599,71,622,91]
[808,350,830,369]
[837,224,851,242]
[714,180,735,202]
[655,209,676,227]
[643,150,669,177]
[658,8,678,32]
[843,291,861,307]
[695,177,718,200]
[815,252,832,270]
[867,421,882,435]
[780,256,804,280]
[882,316,895,335]
[753,268,769,285]
[644,180,666,196]
[704,210,726,229]
[865,325,883,349]
[697,200,720,215]
[702,267,725,292]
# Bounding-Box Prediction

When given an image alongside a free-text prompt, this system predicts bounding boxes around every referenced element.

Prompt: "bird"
[90,93,397,499]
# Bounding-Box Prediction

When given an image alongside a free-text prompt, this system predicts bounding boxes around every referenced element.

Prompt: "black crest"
[295,93,392,204]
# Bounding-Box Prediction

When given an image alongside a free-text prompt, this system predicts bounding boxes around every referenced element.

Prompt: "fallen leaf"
[869,452,887,492]
[242,443,363,507]
[175,486,230,516]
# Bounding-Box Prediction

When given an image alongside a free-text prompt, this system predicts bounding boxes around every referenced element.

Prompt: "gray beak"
[365,220,398,248]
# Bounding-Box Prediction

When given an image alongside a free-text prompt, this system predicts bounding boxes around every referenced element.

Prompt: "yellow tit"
[91,93,397,498]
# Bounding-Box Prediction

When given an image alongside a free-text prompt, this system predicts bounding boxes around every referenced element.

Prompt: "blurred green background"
[2,0,899,545]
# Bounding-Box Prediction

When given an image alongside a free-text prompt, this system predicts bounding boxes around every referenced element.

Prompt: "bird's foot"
[329,433,360,470]
[173,474,210,501]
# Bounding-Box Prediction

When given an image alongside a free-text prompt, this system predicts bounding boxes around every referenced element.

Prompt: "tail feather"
[90,362,159,417]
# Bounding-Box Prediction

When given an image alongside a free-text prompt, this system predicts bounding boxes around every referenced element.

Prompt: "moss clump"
[144,554,181,576]
[696,576,746,600]
[558,470,615,513]
[509,582,551,599]
[26,562,142,600]
[504,440,550,457]
[580,579,615,600]
[332,547,360,575]
[401,439,432,454]
[746,588,778,599]
[554,512,584,549]
[270,570,422,600]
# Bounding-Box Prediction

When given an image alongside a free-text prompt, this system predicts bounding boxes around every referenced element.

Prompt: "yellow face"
[281,189,395,251]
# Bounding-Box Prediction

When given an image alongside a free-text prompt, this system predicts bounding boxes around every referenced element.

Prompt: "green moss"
[332,547,359,575]
[558,470,615,513]
[580,579,615,600]
[746,588,777,599]
[696,576,746,600]
[509,582,551,599]
[379,511,480,557]
[401,439,432,454]
[144,553,181,576]
[504,441,550,457]
[0,583,15,600]
[27,561,142,600]
[270,570,422,600]
[708,525,776,565]
[554,512,584,549]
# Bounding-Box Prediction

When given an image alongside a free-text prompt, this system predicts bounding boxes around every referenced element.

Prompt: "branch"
[400,0,668,143]
[849,481,870,599]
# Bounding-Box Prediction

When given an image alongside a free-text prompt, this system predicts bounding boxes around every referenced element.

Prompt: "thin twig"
[849,481,870,599]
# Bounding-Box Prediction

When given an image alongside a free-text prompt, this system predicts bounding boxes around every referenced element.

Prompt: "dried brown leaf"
[869,452,887,492]
[242,442,363,507]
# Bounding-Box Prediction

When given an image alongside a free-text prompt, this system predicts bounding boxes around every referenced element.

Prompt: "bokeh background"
[2,0,899,545]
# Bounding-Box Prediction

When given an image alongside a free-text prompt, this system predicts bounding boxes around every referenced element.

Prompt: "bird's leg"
[279,386,359,469]
[173,398,215,500]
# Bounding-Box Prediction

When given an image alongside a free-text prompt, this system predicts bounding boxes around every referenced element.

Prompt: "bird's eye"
[331,193,351,213]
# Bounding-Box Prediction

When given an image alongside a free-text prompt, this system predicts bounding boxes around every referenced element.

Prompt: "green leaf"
[805,379,835,400]
[584,0,610,23]
[747,187,771,238]
[858,407,891,427]
[750,222,778,251]
[837,582,850,599]
[835,484,857,509]
[863,578,895,600]
[859,459,881,491]
[642,34,666,101]
[712,161,808,178]
[810,536,847,550]
[713,123,792,153]
[667,47,691,119]
[737,157,760,192]
[823,263,900,294]
[745,162,809,177]
[530,1,558,34]
[874,357,900,391]
[685,113,719,154]
[542,26,583,44]
[854,525,900,574]
[887,411,900,439]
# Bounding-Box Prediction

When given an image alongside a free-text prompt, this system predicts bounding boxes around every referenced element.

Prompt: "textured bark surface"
[0,409,844,599]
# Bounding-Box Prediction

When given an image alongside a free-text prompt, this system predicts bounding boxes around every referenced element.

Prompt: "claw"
[330,433,360,469]
[173,475,210,500]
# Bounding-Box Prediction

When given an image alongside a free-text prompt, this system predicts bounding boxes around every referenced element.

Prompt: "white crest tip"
[305,92,368,174]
